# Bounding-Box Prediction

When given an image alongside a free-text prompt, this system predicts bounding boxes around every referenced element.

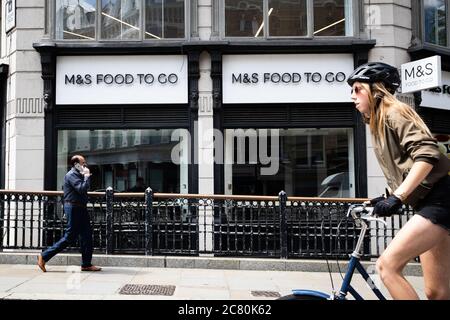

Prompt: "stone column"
[364,1,413,198]
[197,0,214,254]
[2,0,46,190]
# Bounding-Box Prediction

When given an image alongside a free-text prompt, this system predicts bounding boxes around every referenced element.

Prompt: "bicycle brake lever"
[346,204,358,218]
[358,207,388,226]
[347,204,367,217]
[362,216,388,226]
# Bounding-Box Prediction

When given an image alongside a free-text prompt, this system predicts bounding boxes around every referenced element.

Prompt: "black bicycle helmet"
[347,62,401,94]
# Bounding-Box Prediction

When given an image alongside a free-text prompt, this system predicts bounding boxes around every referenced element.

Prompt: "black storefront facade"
[209,41,375,198]
[30,39,383,257]
[34,44,202,194]
[34,39,376,197]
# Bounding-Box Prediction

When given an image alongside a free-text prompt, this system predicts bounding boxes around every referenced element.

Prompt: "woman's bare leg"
[376,215,449,299]
[420,233,450,300]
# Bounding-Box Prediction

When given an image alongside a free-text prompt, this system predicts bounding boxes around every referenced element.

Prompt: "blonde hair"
[360,82,433,144]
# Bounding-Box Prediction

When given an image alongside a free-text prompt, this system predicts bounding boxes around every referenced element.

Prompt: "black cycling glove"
[369,196,386,206]
[369,188,392,206]
[373,195,402,217]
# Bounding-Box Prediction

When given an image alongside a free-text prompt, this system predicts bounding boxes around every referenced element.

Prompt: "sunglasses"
[351,86,364,95]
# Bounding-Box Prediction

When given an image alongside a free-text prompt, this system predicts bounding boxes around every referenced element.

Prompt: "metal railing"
[0,189,414,259]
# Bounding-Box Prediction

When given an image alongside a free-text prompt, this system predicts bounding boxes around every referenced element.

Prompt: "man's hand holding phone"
[75,162,90,177]
[83,166,91,177]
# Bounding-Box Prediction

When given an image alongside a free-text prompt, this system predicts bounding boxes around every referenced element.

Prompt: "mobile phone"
[74,163,84,173]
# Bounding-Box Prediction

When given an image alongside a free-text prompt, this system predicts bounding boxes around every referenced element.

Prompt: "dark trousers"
[41,205,93,268]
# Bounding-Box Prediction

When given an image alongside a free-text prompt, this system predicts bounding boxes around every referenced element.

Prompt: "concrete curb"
[0,252,423,277]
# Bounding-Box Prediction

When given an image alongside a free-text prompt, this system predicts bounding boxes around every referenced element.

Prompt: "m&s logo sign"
[401,56,442,94]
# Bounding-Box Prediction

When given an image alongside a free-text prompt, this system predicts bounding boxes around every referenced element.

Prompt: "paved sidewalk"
[0,264,426,300]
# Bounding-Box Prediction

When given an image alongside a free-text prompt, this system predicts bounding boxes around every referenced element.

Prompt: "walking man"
[38,155,102,272]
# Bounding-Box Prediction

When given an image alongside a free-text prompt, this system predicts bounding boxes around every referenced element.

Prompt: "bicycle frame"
[291,205,387,300]
[335,256,386,300]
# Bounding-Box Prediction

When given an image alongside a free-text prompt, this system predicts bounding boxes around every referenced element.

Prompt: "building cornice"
[33,39,376,55]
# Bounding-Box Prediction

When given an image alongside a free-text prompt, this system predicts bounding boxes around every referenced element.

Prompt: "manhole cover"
[119,284,176,296]
[251,291,281,298]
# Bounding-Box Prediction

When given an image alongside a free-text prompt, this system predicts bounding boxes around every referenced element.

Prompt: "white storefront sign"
[56,55,188,105]
[222,54,354,104]
[401,56,442,93]
[5,0,16,33]
[421,71,450,111]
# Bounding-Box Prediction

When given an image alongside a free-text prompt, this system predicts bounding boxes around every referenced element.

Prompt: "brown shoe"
[37,255,46,272]
[81,265,102,272]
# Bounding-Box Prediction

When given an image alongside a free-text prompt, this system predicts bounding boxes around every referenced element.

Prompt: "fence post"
[279,190,288,259]
[144,187,153,256]
[105,187,114,255]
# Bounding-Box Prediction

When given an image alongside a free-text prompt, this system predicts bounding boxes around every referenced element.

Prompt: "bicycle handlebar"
[346,204,389,226]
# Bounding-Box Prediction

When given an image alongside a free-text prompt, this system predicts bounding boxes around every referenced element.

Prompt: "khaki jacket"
[371,108,450,208]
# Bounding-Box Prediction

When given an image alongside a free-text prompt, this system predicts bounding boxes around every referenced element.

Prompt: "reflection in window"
[313,0,348,36]
[54,0,186,40]
[268,0,307,37]
[227,128,354,197]
[101,0,141,40]
[164,0,185,38]
[145,0,163,38]
[56,0,96,40]
[145,0,185,39]
[225,0,352,38]
[225,0,264,37]
[424,0,447,46]
[57,129,188,193]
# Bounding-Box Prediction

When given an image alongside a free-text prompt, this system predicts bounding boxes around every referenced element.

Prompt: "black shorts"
[414,175,450,233]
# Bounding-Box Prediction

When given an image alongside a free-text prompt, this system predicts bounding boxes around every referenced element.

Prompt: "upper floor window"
[56,0,97,40]
[424,0,448,46]
[55,0,187,41]
[223,0,354,38]
[145,0,185,39]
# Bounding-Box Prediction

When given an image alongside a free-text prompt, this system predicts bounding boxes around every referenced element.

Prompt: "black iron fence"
[0,189,414,259]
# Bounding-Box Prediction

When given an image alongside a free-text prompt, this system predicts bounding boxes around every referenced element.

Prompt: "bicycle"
[278,203,390,300]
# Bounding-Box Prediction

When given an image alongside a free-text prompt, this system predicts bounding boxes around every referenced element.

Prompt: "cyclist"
[347,62,450,300]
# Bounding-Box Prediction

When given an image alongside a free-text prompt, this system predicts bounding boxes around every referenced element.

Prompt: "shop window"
[101,0,141,40]
[225,128,355,197]
[223,0,354,38]
[145,0,185,39]
[269,0,307,37]
[225,0,265,37]
[313,0,348,36]
[55,0,186,40]
[57,129,188,193]
[424,0,448,46]
[55,0,97,40]
[145,0,163,39]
